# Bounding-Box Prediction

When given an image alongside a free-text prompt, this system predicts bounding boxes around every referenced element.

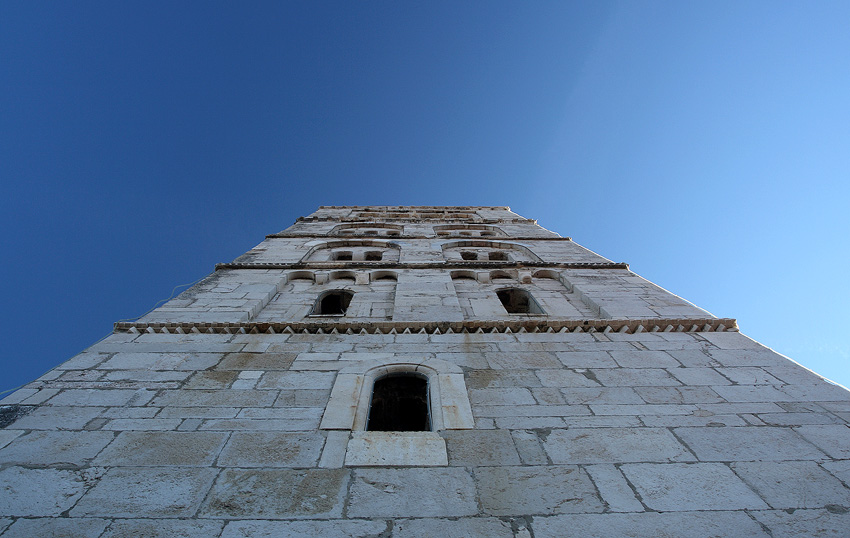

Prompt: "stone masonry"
[1,205,850,537]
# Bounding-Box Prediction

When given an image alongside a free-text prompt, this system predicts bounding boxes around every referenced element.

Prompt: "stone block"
[93,431,228,466]
[0,430,113,466]
[394,517,514,538]
[667,367,730,385]
[621,463,768,511]
[443,429,521,466]
[715,367,784,385]
[100,352,223,371]
[560,387,643,405]
[1,518,110,538]
[609,350,680,368]
[732,461,850,509]
[536,369,600,387]
[220,519,388,538]
[216,352,296,370]
[585,464,643,512]
[257,371,337,390]
[184,370,238,389]
[554,351,618,368]
[635,386,724,404]
[200,468,349,519]
[345,431,448,466]
[753,508,850,538]
[217,432,324,467]
[101,418,183,430]
[71,467,219,517]
[592,368,681,387]
[100,519,226,538]
[675,426,828,461]
[531,511,770,537]
[46,389,146,407]
[0,429,23,450]
[347,468,477,518]
[793,425,850,459]
[469,387,536,406]
[199,418,319,431]
[7,405,104,430]
[319,430,350,468]
[0,467,88,516]
[476,465,603,515]
[152,389,277,407]
[542,427,694,464]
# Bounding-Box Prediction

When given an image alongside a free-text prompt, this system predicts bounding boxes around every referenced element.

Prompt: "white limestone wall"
[2,330,850,536]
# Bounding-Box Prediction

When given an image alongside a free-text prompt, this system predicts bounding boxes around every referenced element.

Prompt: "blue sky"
[1,1,849,394]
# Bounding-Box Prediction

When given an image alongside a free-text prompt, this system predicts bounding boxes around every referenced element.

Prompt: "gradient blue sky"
[2,2,849,394]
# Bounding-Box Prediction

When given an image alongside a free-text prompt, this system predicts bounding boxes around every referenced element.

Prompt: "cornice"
[215,261,630,271]
[114,317,737,335]
[265,234,572,240]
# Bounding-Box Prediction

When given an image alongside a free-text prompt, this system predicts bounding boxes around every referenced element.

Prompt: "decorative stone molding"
[215,261,629,271]
[114,317,738,335]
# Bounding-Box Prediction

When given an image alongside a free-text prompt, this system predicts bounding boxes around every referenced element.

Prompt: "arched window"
[312,290,353,316]
[497,288,544,314]
[460,251,478,260]
[488,251,509,261]
[364,251,383,261]
[366,374,430,432]
[334,251,353,261]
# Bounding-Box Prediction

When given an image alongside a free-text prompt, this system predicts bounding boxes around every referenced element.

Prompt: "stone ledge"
[216,261,629,271]
[114,317,737,335]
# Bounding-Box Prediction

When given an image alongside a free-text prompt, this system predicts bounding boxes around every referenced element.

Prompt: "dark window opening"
[334,251,353,261]
[313,290,353,315]
[497,288,544,314]
[365,251,383,261]
[460,251,478,260]
[480,231,494,237]
[386,230,400,236]
[488,251,508,261]
[367,375,430,431]
[363,230,377,235]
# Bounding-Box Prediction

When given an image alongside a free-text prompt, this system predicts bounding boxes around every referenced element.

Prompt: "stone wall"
[1,206,849,537]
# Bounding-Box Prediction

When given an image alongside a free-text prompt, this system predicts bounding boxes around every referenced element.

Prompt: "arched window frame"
[321,358,473,432]
[310,289,354,316]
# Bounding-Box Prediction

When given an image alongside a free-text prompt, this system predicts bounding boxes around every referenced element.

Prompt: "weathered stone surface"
[753,508,850,538]
[732,461,850,509]
[0,430,113,466]
[0,429,23,450]
[71,467,218,517]
[6,405,104,430]
[542,428,694,464]
[443,429,521,466]
[675,426,828,461]
[220,519,388,538]
[585,464,643,512]
[532,511,770,538]
[476,465,603,515]
[151,389,277,407]
[100,518,226,538]
[621,463,768,511]
[5,206,850,534]
[200,468,349,519]
[93,431,228,466]
[793,425,850,459]
[0,467,88,516]
[1,517,110,538]
[394,517,515,538]
[346,431,448,466]
[217,432,324,467]
[348,468,477,518]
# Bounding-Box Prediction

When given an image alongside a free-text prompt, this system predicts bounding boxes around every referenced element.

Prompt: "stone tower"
[1,205,850,537]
